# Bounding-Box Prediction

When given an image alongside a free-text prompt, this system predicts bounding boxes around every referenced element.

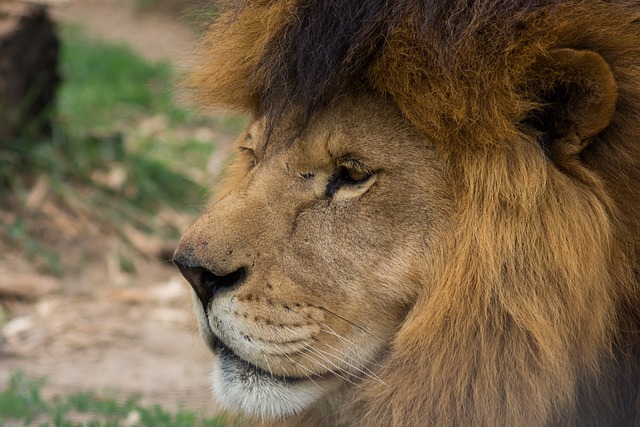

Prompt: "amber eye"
[341,167,369,183]
[326,165,372,197]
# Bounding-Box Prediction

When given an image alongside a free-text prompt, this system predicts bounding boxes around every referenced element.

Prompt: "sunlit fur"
[179,1,640,426]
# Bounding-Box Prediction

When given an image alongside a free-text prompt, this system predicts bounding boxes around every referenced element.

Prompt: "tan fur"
[176,2,640,426]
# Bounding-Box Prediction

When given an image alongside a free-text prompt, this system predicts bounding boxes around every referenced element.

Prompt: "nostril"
[173,247,248,306]
[201,267,246,292]
[176,261,247,307]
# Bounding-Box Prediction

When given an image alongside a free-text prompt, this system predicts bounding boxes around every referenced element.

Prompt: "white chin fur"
[210,355,326,419]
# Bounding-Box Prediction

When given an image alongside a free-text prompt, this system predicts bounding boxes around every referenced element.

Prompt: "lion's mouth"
[210,335,309,385]
[205,329,334,419]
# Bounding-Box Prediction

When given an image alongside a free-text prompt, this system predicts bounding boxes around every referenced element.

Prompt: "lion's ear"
[525,48,618,162]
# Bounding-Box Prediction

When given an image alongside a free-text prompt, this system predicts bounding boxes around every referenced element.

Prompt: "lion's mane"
[189,1,640,425]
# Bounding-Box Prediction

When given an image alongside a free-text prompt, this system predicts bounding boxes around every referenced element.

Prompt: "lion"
[173,1,640,425]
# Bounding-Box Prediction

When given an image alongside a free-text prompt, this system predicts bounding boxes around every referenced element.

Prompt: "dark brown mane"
[251,0,555,126]
[190,1,639,143]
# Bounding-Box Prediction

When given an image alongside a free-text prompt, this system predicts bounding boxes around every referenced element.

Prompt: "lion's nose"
[173,251,247,307]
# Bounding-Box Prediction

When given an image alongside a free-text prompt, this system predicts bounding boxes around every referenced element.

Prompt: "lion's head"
[175,1,640,426]
[175,93,452,418]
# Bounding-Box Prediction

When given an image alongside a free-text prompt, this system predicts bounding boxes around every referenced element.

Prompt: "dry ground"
[0,0,231,415]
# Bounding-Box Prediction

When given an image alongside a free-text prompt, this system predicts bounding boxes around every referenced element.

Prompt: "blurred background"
[0,0,243,424]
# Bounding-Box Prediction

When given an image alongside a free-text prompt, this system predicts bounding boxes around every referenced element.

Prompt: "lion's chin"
[210,345,331,419]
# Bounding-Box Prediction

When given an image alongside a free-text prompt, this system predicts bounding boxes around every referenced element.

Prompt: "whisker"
[320,324,385,368]
[262,354,274,379]
[313,346,387,386]
[304,346,362,387]
[297,349,358,386]
[278,351,327,393]
[318,307,375,337]
[319,334,384,371]
[321,323,358,347]
[270,340,325,381]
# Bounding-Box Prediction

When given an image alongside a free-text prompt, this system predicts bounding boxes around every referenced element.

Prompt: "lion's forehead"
[251,95,431,173]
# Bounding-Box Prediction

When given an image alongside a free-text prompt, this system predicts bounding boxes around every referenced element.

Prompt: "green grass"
[53,25,211,214]
[0,372,236,427]
[57,25,189,132]
[2,25,210,195]
[0,24,228,251]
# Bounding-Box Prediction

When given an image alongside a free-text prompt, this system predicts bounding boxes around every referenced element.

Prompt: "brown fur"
[178,1,640,425]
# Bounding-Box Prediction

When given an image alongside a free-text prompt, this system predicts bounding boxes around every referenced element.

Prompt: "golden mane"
[185,1,640,425]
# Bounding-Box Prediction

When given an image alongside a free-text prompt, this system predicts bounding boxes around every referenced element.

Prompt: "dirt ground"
[0,0,230,415]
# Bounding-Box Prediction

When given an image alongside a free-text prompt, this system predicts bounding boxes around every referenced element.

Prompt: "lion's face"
[174,94,453,418]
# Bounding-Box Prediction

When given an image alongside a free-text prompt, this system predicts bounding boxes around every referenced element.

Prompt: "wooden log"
[0,2,59,141]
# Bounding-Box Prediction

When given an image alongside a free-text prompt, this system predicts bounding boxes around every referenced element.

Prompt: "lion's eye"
[339,166,370,183]
[239,146,257,169]
[326,163,373,197]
